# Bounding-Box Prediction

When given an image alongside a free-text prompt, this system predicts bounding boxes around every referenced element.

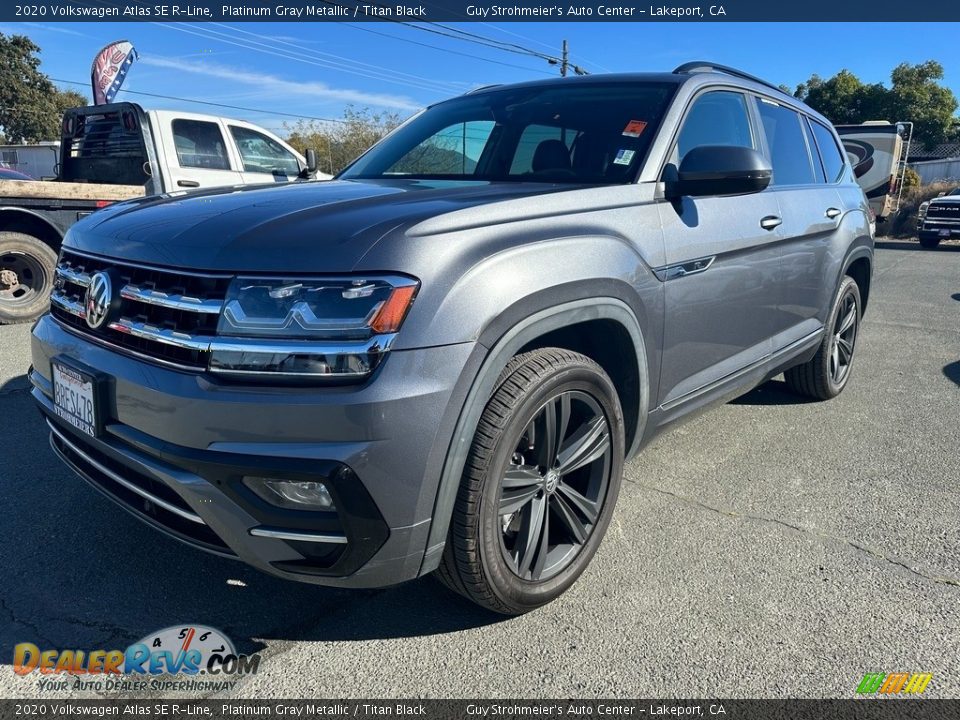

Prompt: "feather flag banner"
[91,41,139,105]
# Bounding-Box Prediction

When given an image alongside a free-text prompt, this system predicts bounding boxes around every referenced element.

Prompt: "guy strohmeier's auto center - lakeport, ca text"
[41,3,724,19]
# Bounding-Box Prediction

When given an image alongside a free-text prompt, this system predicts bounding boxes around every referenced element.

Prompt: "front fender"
[418,296,653,577]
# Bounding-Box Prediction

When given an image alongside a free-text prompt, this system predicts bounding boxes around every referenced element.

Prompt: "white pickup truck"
[0,102,328,323]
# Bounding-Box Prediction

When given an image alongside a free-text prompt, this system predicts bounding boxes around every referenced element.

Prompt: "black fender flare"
[419,296,650,576]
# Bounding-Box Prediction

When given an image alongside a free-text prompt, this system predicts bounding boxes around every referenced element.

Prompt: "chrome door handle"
[826,207,842,219]
[177,179,200,188]
[760,215,782,231]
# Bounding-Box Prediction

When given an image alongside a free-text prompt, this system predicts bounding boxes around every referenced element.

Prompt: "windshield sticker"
[622,120,648,137]
[613,149,636,165]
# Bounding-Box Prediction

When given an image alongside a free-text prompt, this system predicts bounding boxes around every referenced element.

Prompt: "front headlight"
[208,276,418,379]
[919,201,930,219]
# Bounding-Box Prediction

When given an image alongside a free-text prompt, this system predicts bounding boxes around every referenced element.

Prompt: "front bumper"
[31,314,477,588]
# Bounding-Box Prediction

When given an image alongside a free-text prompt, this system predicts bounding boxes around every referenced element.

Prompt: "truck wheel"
[0,232,58,324]
[785,276,861,401]
[437,348,625,615]
[918,235,941,249]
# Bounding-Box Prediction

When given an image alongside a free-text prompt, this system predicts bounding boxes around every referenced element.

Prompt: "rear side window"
[809,120,846,183]
[755,99,816,186]
[172,119,230,170]
[676,91,754,164]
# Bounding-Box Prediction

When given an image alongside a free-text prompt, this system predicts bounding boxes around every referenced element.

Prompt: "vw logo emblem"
[84,271,114,329]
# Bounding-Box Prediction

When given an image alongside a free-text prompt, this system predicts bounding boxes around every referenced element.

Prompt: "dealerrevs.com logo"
[13,625,260,693]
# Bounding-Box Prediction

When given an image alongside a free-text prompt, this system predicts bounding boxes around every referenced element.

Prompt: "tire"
[0,232,58,324]
[437,348,625,615]
[918,235,941,249]
[785,275,862,401]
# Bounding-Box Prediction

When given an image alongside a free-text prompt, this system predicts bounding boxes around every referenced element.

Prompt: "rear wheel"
[918,235,941,249]
[785,275,861,400]
[0,232,58,324]
[437,348,625,615]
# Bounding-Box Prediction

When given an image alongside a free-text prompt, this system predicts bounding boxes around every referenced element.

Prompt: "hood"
[66,179,574,272]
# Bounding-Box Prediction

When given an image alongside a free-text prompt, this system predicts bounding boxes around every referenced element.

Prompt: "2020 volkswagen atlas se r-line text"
[32,63,872,614]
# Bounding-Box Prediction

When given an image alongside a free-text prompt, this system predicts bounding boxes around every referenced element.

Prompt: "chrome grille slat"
[51,290,86,318]
[50,250,229,369]
[56,266,91,287]
[108,319,215,352]
[120,285,224,314]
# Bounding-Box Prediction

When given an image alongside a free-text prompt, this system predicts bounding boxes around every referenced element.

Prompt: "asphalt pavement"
[0,241,957,699]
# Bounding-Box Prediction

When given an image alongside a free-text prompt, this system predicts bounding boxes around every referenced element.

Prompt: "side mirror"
[665,145,772,199]
[299,148,319,179]
[937,191,947,198]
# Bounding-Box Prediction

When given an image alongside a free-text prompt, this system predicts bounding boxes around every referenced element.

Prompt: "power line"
[156,23,451,97]
[50,78,349,123]
[339,23,556,76]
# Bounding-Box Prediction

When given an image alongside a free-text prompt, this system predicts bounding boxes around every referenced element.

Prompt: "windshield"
[339,81,677,184]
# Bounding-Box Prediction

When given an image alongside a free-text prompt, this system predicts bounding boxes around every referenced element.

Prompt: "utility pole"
[561,40,569,77]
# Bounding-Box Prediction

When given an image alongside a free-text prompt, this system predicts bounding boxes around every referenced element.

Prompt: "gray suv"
[31,63,872,614]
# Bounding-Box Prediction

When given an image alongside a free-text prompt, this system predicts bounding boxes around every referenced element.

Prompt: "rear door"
[755,98,843,339]
[656,89,783,409]
[227,124,303,185]
[159,116,242,190]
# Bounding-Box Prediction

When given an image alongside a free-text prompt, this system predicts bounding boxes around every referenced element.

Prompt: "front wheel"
[785,275,862,400]
[437,348,625,615]
[0,232,58,324]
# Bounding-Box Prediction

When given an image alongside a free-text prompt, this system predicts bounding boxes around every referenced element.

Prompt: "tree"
[794,62,958,149]
[0,33,88,143]
[284,106,404,175]
[888,61,957,149]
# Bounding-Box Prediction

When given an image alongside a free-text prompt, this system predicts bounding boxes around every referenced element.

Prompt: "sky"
[1,21,958,135]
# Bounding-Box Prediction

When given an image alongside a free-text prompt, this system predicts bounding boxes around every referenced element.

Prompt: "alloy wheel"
[497,390,612,582]
[830,291,858,385]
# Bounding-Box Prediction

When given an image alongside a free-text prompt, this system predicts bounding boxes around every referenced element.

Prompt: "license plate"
[940,229,952,238]
[52,361,99,437]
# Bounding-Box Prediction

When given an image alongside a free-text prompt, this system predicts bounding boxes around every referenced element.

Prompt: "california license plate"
[940,229,951,238]
[52,361,99,437]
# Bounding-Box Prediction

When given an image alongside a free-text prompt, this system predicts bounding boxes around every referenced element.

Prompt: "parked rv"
[0,102,326,324]
[835,121,913,222]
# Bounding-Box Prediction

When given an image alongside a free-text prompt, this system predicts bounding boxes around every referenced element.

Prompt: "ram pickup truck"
[1,102,324,323]
[32,63,873,614]
[917,186,960,248]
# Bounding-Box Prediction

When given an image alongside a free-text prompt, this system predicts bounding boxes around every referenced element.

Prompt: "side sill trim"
[659,327,824,412]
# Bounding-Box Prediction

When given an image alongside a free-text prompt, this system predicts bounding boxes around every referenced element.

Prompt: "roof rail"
[672,61,783,94]
[465,84,502,95]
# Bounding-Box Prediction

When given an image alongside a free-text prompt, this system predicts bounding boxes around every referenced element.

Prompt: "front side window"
[755,99,817,186]
[341,82,677,184]
[229,126,301,176]
[808,119,846,183]
[675,90,755,164]
[173,119,230,171]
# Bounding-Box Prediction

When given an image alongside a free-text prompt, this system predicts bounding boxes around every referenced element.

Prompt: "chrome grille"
[926,203,960,221]
[50,250,231,369]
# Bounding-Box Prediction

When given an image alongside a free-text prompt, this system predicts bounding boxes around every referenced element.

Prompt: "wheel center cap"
[0,269,17,288]
[544,469,560,494]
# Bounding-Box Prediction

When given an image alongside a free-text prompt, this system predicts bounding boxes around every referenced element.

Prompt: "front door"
[656,89,783,408]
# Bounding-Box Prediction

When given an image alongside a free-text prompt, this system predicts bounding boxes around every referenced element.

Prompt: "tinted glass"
[230,126,300,176]
[809,120,847,183]
[173,119,230,171]
[676,91,754,163]
[755,99,816,186]
[340,82,677,184]
[388,120,495,175]
[802,118,827,183]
